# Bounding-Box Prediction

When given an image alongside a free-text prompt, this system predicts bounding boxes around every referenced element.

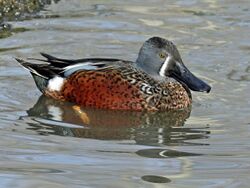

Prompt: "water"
[0,0,250,187]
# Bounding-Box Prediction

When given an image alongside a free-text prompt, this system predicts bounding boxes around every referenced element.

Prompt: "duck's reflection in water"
[23,95,209,147]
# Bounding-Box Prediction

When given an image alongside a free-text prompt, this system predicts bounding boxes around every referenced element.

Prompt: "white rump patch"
[48,76,64,91]
[159,56,171,77]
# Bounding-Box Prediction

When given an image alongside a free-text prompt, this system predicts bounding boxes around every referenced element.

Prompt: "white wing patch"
[63,62,106,77]
[48,76,65,91]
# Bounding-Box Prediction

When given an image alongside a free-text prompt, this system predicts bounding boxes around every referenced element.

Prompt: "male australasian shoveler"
[16,37,211,111]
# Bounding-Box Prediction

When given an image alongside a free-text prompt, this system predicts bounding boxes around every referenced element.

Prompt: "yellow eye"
[159,53,166,59]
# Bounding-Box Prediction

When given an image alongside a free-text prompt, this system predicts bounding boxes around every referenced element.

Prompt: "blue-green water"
[0,0,250,187]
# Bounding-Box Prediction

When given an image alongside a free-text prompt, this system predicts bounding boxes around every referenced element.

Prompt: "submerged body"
[16,37,211,111]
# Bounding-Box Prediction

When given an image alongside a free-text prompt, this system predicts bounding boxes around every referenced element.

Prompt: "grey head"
[136,37,211,93]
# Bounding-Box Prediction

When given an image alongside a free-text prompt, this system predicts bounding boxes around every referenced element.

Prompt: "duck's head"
[136,37,211,93]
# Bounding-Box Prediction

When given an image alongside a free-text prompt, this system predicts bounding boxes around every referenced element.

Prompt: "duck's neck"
[135,62,166,82]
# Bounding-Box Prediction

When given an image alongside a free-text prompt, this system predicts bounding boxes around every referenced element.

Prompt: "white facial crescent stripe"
[159,56,171,77]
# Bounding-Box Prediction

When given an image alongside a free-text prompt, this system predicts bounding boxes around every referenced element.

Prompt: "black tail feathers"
[16,58,49,92]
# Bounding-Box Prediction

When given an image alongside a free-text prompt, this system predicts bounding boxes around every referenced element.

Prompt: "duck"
[16,36,211,111]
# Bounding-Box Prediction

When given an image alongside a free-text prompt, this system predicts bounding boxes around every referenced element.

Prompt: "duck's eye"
[159,53,166,59]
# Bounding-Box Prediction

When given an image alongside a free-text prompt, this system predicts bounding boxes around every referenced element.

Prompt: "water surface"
[0,0,250,187]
